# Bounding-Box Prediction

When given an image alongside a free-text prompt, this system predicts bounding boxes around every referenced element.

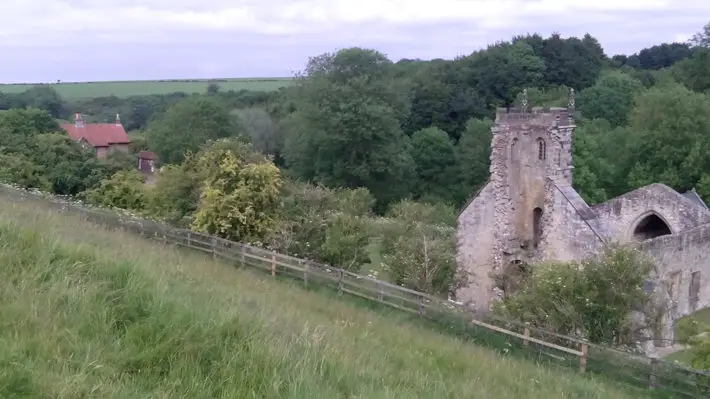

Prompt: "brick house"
[61,113,131,158]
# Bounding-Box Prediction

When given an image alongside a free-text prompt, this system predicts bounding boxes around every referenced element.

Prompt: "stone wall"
[538,177,605,263]
[456,182,497,310]
[592,184,710,243]
[637,224,710,319]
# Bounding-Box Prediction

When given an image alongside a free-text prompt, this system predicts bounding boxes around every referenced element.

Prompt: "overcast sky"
[1,1,708,83]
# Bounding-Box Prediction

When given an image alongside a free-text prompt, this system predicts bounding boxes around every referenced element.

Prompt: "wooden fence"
[2,183,709,397]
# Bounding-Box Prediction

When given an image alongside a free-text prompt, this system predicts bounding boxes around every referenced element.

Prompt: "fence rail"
[1,183,709,397]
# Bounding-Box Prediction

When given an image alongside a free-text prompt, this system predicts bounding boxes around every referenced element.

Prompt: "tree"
[463,41,547,107]
[455,118,493,204]
[578,70,645,127]
[409,127,458,203]
[190,142,282,242]
[282,47,416,209]
[690,21,710,48]
[147,95,238,165]
[231,107,280,155]
[626,84,710,194]
[673,48,710,93]
[28,133,100,195]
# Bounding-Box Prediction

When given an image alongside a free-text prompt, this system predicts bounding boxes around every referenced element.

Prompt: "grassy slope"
[0,200,643,398]
[0,78,293,99]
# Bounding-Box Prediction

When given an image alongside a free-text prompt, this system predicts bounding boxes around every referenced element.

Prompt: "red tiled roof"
[138,151,157,160]
[61,123,131,148]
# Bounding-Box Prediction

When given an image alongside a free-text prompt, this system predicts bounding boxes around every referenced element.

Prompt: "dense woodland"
[2,22,710,362]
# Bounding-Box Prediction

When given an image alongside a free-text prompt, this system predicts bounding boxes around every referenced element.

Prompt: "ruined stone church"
[455,90,710,349]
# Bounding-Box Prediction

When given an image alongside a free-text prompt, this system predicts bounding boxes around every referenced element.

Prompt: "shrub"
[379,200,462,295]
[190,144,282,242]
[83,170,148,211]
[494,246,656,346]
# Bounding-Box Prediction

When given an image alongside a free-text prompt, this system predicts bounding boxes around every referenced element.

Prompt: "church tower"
[488,89,576,254]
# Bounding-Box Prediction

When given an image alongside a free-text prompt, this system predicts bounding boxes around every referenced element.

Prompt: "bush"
[266,182,374,271]
[83,170,148,211]
[494,246,656,346]
[190,142,282,242]
[379,200,462,295]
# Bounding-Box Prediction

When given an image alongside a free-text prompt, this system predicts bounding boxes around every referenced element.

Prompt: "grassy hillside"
[0,77,293,99]
[0,199,643,398]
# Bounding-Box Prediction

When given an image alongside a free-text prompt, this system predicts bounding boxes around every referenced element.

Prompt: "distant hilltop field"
[0,77,294,99]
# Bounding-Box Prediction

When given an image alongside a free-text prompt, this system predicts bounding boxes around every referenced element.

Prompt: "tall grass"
[0,200,643,398]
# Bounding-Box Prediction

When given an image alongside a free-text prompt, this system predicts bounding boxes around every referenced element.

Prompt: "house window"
[536,138,546,161]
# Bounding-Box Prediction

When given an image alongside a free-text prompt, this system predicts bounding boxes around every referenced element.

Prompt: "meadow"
[0,196,646,398]
[0,77,293,99]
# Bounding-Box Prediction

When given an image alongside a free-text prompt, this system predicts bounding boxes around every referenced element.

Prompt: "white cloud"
[2,0,707,45]
[1,0,708,82]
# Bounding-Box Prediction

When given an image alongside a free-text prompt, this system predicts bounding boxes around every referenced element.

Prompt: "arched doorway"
[632,213,672,241]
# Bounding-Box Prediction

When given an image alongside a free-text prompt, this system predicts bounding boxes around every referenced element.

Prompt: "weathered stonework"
[456,103,710,352]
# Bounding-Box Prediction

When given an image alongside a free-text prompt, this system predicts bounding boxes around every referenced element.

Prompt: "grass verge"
[0,199,648,398]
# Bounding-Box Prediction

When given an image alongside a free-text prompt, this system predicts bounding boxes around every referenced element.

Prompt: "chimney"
[115,113,121,126]
[75,113,84,128]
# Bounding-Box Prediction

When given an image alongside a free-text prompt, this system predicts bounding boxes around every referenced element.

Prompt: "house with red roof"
[61,113,131,158]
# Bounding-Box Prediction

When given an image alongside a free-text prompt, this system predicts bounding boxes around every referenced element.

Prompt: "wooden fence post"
[579,343,589,373]
[211,237,217,259]
[649,358,659,389]
[418,296,425,317]
[271,253,276,276]
[303,260,308,287]
[523,326,530,346]
[240,245,246,267]
[187,231,191,248]
[338,269,344,294]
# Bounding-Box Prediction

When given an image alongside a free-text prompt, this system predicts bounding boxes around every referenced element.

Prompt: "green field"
[0,197,646,398]
[0,77,294,99]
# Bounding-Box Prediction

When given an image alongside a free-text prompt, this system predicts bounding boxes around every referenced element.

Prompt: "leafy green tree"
[690,21,710,48]
[231,107,280,155]
[463,41,546,107]
[282,48,416,209]
[409,127,458,203]
[28,133,99,195]
[626,84,710,193]
[674,48,710,93]
[578,70,645,127]
[18,85,64,118]
[455,118,493,204]
[147,95,238,164]
[190,144,282,242]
